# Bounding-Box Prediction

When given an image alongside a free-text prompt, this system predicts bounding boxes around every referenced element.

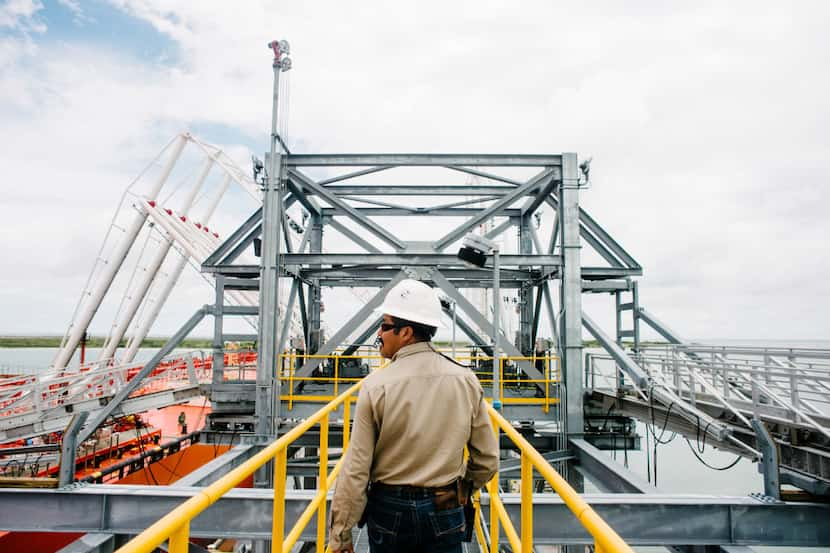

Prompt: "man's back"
[364,341,496,487]
[329,341,499,551]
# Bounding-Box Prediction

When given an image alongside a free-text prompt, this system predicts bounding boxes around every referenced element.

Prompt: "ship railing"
[586,349,830,439]
[279,353,561,413]
[0,350,212,421]
[115,378,634,553]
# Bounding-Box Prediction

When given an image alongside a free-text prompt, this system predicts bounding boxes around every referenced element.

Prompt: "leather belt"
[371,481,455,496]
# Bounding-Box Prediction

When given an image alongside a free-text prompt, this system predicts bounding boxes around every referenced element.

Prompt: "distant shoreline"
[0,336,214,348]
[0,336,657,349]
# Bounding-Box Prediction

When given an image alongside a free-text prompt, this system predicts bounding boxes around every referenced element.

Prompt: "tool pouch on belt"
[433,481,474,542]
[451,478,475,542]
[433,488,459,511]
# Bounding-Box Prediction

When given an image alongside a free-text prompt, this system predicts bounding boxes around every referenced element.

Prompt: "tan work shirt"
[328,341,499,549]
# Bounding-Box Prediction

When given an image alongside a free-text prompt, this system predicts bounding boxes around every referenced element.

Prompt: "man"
[329,279,499,553]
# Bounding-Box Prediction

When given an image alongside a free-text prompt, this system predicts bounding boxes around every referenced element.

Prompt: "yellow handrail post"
[272,447,288,552]
[487,477,500,552]
[317,414,329,553]
[488,412,500,551]
[544,356,550,413]
[168,522,189,553]
[334,357,339,398]
[472,491,489,553]
[520,452,533,553]
[342,398,351,450]
[488,405,637,553]
[499,357,504,403]
[288,354,294,411]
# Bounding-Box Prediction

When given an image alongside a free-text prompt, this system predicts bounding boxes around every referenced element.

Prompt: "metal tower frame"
[202,151,644,435]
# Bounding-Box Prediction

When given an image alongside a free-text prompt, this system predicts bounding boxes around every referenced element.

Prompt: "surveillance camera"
[457,233,496,268]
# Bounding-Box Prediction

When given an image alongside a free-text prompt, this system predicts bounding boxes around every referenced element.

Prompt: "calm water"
[0,347,202,374]
[1,344,826,551]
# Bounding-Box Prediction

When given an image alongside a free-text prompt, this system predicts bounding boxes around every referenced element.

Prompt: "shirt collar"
[391,341,434,362]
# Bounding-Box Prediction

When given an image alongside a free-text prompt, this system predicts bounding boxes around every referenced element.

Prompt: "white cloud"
[0,0,45,32]
[1,1,829,343]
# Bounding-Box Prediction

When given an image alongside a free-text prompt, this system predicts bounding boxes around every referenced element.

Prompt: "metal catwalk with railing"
[586,343,830,494]
[109,380,636,553]
[2,41,830,553]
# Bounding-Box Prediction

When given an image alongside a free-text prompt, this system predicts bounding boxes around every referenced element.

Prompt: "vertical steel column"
[212,276,225,386]
[632,280,641,353]
[518,216,534,355]
[614,288,627,387]
[559,154,583,437]
[58,412,89,487]
[492,248,502,410]
[751,418,780,499]
[308,215,324,354]
[255,55,283,442]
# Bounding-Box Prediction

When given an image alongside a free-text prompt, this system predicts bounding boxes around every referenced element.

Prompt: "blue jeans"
[365,487,465,553]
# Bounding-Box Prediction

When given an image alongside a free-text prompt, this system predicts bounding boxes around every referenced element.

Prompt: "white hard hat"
[376,279,444,328]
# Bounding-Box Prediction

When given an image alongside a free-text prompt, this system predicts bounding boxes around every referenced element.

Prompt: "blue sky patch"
[38,0,179,65]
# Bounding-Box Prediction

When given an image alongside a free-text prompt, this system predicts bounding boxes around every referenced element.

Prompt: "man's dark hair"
[391,316,437,342]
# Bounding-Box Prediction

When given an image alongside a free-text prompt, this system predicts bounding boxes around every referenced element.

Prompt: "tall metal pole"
[560,153,583,435]
[256,41,290,442]
[492,247,502,410]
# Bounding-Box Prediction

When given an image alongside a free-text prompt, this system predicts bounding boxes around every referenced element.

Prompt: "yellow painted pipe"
[317,415,329,553]
[520,453,533,553]
[272,448,287,553]
[488,405,635,553]
[488,478,500,552]
[488,484,521,553]
[168,522,189,553]
[117,381,364,553]
[473,495,489,553]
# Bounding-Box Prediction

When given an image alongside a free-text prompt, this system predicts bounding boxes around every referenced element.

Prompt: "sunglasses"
[379,322,404,332]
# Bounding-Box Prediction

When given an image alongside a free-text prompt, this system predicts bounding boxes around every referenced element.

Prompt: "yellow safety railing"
[117,355,632,553]
[463,354,561,412]
[280,353,384,409]
[114,379,365,553]
[476,403,635,553]
[280,353,560,412]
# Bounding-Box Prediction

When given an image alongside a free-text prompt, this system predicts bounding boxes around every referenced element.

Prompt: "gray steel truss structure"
[2,484,827,548]
[196,146,830,548]
[3,51,829,550]
[203,152,641,404]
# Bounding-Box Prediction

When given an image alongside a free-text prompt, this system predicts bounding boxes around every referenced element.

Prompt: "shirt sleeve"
[328,384,377,550]
[464,387,499,490]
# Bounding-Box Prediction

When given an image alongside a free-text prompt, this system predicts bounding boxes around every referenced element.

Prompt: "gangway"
[585,341,830,495]
[112,380,636,553]
[1,350,222,443]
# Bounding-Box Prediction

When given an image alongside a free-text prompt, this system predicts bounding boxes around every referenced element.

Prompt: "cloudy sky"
[1,0,828,343]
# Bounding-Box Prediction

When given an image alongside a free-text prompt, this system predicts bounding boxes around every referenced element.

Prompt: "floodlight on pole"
[457,233,502,410]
